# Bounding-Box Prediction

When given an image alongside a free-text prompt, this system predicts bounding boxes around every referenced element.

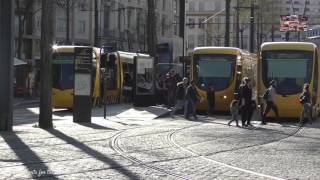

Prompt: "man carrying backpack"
[261,80,279,125]
[299,83,312,125]
[171,77,188,118]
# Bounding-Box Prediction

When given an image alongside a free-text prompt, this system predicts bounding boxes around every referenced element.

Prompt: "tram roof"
[52,45,100,54]
[193,46,242,55]
[109,51,150,64]
[261,42,317,51]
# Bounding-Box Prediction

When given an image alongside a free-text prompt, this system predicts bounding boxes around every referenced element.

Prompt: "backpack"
[299,94,307,104]
[262,89,270,100]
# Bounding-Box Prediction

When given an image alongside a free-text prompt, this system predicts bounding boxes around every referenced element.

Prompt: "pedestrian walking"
[262,80,279,125]
[239,77,254,126]
[184,80,199,120]
[228,99,239,126]
[299,83,312,125]
[165,70,177,108]
[171,77,189,118]
[206,84,215,115]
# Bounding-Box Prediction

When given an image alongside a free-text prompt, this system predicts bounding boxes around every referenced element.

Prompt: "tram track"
[110,130,189,180]
[166,122,303,180]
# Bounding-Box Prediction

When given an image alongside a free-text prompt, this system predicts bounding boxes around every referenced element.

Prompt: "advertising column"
[133,56,155,106]
[73,47,93,123]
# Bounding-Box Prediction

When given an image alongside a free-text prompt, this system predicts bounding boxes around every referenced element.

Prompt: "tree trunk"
[147,0,157,57]
[39,0,54,129]
[16,0,23,59]
[0,0,14,131]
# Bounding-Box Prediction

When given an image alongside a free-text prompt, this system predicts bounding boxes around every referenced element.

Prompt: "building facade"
[185,0,239,55]
[14,0,183,61]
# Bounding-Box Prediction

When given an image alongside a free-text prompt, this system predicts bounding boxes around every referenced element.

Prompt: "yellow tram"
[52,46,101,108]
[102,51,150,104]
[191,47,257,112]
[257,42,320,118]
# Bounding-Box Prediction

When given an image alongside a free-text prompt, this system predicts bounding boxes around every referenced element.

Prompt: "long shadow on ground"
[46,129,140,180]
[1,132,58,179]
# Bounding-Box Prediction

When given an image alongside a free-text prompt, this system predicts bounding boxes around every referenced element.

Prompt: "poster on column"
[136,57,154,95]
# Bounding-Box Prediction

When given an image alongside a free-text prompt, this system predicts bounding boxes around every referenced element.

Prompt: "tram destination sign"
[74,47,93,73]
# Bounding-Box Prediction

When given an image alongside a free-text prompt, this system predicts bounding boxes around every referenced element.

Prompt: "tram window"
[312,50,318,97]
[262,50,313,94]
[52,53,74,90]
[100,54,107,68]
[107,54,117,90]
[194,54,236,91]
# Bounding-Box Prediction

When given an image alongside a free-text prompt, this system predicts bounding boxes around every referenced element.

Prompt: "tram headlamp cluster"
[52,44,58,50]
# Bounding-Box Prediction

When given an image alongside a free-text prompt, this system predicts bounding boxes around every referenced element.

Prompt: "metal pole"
[0,0,14,131]
[66,0,70,44]
[94,0,99,46]
[249,0,255,53]
[225,0,231,47]
[235,0,240,48]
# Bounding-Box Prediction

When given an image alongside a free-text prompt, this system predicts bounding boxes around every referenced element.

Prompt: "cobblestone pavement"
[0,104,319,179]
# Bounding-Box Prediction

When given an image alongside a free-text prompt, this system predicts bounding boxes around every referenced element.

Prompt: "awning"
[14,57,27,66]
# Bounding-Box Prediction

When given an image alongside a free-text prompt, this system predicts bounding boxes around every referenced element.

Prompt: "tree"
[56,0,77,45]
[39,0,55,129]
[15,0,38,59]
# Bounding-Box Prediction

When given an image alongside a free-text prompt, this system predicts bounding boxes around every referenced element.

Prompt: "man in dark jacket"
[171,77,188,117]
[184,80,199,119]
[240,77,254,126]
[206,84,215,115]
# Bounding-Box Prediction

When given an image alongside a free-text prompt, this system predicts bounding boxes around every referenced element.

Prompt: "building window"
[215,2,221,10]
[127,9,132,29]
[199,18,205,28]
[173,0,178,14]
[198,34,205,46]
[161,17,166,36]
[188,35,194,49]
[199,2,205,11]
[104,6,111,36]
[78,0,88,11]
[57,18,66,32]
[189,2,195,12]
[174,16,179,35]
[78,20,86,34]
[188,18,195,29]
[163,0,166,11]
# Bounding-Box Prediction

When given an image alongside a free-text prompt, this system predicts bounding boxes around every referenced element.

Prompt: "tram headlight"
[223,95,227,99]
[52,44,58,50]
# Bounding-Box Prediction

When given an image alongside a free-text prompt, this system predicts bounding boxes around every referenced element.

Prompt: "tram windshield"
[52,53,74,90]
[194,54,236,91]
[262,50,313,95]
